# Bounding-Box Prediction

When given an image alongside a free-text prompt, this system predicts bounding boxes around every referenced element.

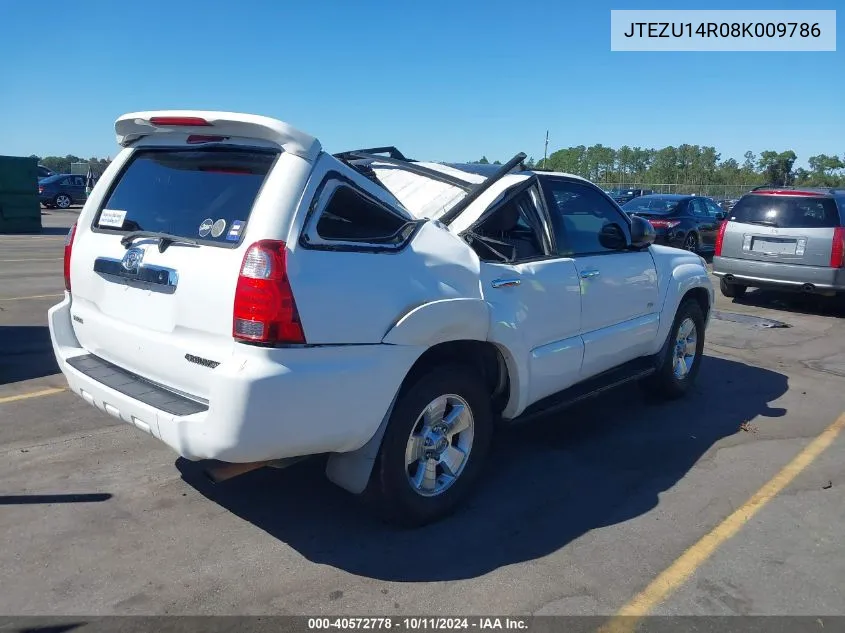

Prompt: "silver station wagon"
[713,187,845,298]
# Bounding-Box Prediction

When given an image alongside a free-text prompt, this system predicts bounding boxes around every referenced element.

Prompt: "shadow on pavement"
[0,494,112,505]
[730,288,845,319]
[178,355,788,582]
[0,326,59,385]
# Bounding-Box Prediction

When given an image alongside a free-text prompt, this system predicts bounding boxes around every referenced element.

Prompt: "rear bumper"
[653,232,684,249]
[712,256,845,291]
[48,296,422,463]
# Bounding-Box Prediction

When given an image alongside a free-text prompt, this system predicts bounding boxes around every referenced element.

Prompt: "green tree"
[758,150,797,186]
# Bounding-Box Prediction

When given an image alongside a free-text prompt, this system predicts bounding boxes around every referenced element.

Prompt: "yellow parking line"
[600,411,845,633]
[0,293,63,301]
[0,387,66,405]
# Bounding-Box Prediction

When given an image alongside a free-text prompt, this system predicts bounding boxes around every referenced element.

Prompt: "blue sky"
[1,0,841,167]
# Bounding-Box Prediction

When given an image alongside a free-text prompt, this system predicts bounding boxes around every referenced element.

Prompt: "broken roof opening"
[333,147,529,223]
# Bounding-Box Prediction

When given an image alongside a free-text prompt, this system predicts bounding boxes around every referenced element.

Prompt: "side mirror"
[715,212,726,221]
[598,222,628,250]
[630,215,656,249]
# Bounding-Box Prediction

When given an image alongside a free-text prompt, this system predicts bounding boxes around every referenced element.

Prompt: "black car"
[608,187,654,205]
[37,165,54,179]
[38,173,88,209]
[621,194,725,253]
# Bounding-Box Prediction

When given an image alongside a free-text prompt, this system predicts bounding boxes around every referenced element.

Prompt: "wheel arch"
[653,258,714,356]
[326,338,513,495]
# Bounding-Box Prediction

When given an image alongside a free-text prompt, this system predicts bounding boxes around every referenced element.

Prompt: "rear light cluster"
[233,240,305,345]
[149,116,211,127]
[38,186,43,194]
[63,223,77,291]
[714,220,728,256]
[831,227,845,269]
[647,219,681,229]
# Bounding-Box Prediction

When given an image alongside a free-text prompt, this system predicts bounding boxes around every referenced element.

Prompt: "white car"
[49,111,714,526]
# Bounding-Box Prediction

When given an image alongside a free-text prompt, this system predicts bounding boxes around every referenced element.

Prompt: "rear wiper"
[747,220,779,227]
[120,231,199,253]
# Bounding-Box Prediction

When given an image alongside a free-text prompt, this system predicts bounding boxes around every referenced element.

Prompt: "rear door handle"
[579,269,601,279]
[491,278,521,288]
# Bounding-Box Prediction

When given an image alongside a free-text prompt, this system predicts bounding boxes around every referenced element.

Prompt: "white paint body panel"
[575,251,660,378]
[48,110,714,471]
[479,259,583,418]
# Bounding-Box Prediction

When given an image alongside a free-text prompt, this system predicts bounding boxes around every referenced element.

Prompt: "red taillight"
[648,219,681,229]
[714,220,728,256]
[149,116,210,127]
[38,186,43,194]
[186,134,227,144]
[831,227,845,269]
[233,240,305,344]
[63,223,77,291]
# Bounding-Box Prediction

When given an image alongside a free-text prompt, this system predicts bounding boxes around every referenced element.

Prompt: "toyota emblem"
[121,247,144,273]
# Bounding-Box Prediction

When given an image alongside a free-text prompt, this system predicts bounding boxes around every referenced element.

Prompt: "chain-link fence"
[70,161,108,177]
[596,182,756,200]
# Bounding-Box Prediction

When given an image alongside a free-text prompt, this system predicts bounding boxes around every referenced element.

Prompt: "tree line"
[31,146,845,190]
[471,145,845,189]
[31,154,111,175]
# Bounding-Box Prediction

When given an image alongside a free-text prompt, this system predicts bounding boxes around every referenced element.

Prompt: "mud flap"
[325,392,398,495]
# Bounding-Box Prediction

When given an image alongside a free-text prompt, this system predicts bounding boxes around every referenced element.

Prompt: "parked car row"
[620,194,726,254]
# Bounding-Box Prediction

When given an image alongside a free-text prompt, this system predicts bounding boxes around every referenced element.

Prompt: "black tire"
[682,232,699,253]
[719,278,747,298]
[640,299,705,400]
[366,364,493,528]
[54,194,72,210]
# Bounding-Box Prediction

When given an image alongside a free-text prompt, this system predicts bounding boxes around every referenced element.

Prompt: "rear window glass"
[622,198,681,214]
[95,148,277,243]
[731,194,841,229]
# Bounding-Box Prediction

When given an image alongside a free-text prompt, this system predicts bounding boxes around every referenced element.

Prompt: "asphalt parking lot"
[1,209,844,618]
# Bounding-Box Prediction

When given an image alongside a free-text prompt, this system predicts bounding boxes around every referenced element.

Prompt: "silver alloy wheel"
[672,317,698,379]
[684,234,697,251]
[405,394,475,497]
[56,195,71,209]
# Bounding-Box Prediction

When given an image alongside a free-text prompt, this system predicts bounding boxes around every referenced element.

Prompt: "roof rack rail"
[334,146,410,162]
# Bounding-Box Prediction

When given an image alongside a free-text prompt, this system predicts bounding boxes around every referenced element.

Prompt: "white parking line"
[0,293,63,301]
[0,258,63,263]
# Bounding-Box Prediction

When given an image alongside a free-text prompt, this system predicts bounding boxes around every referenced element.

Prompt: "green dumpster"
[0,155,42,234]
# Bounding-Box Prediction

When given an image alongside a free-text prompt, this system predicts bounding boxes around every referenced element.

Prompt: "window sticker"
[211,219,227,238]
[226,220,244,241]
[99,209,127,228]
[198,218,213,237]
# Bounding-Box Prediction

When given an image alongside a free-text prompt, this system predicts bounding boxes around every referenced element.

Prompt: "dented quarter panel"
[289,219,484,345]
[382,298,490,346]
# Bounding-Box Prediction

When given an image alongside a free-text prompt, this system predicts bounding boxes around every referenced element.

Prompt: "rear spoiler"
[114,111,322,161]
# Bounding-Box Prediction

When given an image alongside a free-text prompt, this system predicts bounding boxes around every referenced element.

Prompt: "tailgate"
[723,193,841,266]
[68,146,278,400]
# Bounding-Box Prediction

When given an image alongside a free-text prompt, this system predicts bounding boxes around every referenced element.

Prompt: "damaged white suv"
[49,111,713,526]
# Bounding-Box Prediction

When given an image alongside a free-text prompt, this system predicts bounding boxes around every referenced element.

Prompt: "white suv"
[49,111,714,526]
